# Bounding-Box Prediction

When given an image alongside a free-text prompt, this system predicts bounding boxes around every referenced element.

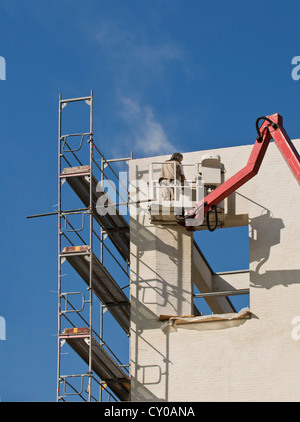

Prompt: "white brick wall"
[129,139,300,402]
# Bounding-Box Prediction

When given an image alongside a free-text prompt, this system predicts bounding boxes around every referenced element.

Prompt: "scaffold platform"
[61,165,130,262]
[62,327,130,401]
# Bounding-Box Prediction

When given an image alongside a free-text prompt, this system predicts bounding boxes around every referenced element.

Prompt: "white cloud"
[119,96,176,156]
[93,21,185,80]
[92,21,184,157]
[129,43,184,75]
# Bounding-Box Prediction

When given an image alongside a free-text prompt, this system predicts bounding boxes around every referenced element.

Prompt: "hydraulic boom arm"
[182,113,300,230]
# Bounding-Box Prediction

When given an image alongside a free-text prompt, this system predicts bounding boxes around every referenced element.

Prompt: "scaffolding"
[57,91,131,402]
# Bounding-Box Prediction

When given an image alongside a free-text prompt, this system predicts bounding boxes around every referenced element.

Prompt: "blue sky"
[1,0,300,401]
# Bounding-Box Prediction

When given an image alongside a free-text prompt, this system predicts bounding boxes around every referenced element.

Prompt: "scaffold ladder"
[57,91,95,402]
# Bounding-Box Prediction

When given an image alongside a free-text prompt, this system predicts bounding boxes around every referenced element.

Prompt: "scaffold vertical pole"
[57,93,62,402]
[88,89,94,402]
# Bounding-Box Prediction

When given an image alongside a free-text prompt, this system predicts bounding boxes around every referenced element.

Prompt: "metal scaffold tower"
[56,91,131,402]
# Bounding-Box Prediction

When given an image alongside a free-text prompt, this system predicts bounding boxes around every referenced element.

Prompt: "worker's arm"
[179,164,186,184]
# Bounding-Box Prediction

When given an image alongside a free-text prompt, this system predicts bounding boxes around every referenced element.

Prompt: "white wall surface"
[129,139,300,402]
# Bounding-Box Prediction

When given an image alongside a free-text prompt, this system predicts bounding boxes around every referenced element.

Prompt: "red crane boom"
[181,113,300,230]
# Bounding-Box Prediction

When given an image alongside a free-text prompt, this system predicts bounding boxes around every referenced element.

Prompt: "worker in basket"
[158,152,186,202]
